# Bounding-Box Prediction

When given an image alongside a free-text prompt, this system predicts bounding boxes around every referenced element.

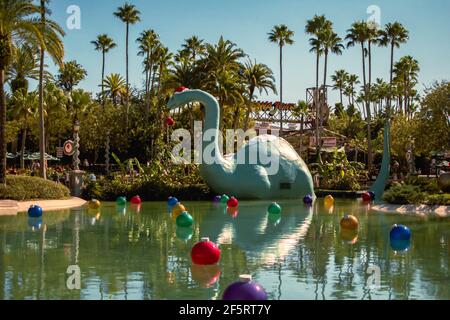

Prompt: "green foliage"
[310,150,365,191]
[0,176,70,201]
[382,183,424,204]
[383,177,448,205]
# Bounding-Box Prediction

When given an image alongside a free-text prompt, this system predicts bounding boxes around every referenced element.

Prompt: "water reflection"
[0,200,448,300]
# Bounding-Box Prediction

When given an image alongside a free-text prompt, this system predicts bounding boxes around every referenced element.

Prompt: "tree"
[38,0,65,179]
[103,73,126,105]
[91,34,116,104]
[114,2,141,131]
[57,60,87,94]
[137,29,159,120]
[182,36,206,63]
[306,15,332,150]
[268,24,295,132]
[0,0,44,183]
[346,21,373,171]
[393,55,420,116]
[319,27,344,94]
[11,90,37,168]
[242,59,277,131]
[346,74,360,106]
[379,22,409,115]
[331,70,349,106]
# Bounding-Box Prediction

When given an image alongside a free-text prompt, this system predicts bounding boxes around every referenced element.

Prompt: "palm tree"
[379,22,409,115]
[366,25,379,115]
[0,0,46,183]
[11,90,38,168]
[242,59,277,131]
[114,2,141,131]
[57,60,87,94]
[37,0,65,179]
[346,74,360,106]
[346,21,373,171]
[268,24,295,132]
[319,28,344,94]
[91,34,116,104]
[331,70,349,105]
[182,36,206,63]
[103,73,126,105]
[306,15,332,150]
[393,55,420,115]
[7,45,49,94]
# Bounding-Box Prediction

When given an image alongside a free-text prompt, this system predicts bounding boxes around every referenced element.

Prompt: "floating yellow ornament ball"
[172,203,186,218]
[324,195,334,207]
[340,215,359,231]
[88,199,101,210]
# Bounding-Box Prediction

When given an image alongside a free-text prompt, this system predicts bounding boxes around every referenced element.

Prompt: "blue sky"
[43,0,450,104]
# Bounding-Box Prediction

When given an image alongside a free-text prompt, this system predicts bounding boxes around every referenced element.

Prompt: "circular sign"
[64,140,75,156]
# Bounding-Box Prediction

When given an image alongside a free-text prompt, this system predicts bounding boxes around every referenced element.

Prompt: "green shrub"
[423,194,450,206]
[82,176,211,201]
[0,176,70,201]
[403,176,440,193]
[382,184,424,205]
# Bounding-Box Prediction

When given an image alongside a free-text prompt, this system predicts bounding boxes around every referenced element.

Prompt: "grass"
[0,176,70,201]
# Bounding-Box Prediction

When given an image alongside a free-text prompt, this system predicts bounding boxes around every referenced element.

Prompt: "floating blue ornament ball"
[303,195,313,205]
[368,191,376,200]
[168,197,179,207]
[390,224,411,241]
[28,205,43,218]
[390,239,411,252]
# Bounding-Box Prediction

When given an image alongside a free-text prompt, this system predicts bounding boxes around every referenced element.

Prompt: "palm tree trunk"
[388,42,395,115]
[315,51,320,151]
[279,45,283,133]
[38,0,47,179]
[0,69,6,183]
[20,127,27,169]
[339,88,343,106]
[323,51,329,128]
[144,51,150,122]
[368,41,372,117]
[361,43,373,172]
[243,87,255,132]
[101,50,105,106]
[125,22,130,132]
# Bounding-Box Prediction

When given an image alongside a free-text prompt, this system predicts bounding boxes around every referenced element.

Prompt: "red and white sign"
[63,140,75,156]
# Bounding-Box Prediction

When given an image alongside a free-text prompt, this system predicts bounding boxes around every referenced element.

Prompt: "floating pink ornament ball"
[191,237,221,265]
[131,195,142,205]
[227,197,239,208]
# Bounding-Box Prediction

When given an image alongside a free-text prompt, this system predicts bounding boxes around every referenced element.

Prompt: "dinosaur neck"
[370,121,391,200]
[183,90,225,164]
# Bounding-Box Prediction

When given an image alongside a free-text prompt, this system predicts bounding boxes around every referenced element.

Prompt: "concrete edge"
[0,197,87,216]
[371,204,450,218]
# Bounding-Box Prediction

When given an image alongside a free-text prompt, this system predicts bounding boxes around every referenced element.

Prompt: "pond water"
[0,200,449,300]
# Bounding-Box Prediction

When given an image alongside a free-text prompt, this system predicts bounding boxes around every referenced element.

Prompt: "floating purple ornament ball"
[223,275,268,301]
[303,195,313,205]
[368,191,376,200]
[213,195,222,203]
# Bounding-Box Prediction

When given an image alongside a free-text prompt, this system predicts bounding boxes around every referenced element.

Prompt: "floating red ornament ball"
[175,86,188,93]
[131,195,142,205]
[191,237,221,265]
[362,192,372,202]
[227,197,239,208]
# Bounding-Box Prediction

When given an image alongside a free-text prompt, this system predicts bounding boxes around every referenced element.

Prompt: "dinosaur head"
[167,86,191,109]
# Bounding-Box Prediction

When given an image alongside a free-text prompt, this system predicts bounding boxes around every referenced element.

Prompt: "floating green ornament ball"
[220,195,230,204]
[176,211,194,228]
[268,202,282,215]
[116,197,127,206]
